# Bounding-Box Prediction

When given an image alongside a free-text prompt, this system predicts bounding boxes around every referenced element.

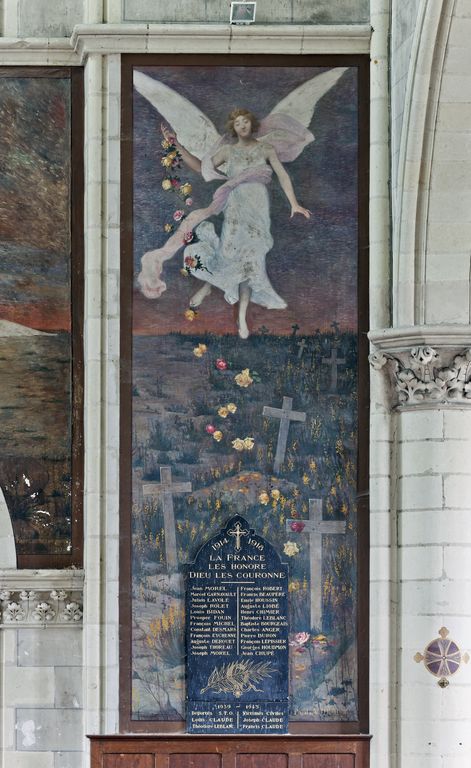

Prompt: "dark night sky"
[132,65,359,336]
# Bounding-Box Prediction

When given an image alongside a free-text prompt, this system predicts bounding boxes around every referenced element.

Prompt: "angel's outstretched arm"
[161,123,202,175]
[266,146,311,220]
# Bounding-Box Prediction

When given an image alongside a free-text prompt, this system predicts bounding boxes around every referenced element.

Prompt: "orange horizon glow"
[0,303,70,333]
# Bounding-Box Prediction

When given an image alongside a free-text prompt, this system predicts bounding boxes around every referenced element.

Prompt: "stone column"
[370,337,471,768]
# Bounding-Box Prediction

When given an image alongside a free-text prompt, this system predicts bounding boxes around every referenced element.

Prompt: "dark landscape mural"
[0,73,77,558]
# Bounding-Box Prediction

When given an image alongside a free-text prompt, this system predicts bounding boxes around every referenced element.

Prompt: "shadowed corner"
[0,486,17,568]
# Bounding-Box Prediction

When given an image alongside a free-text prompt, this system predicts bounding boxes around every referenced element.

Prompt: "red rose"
[184,256,197,268]
[205,424,216,434]
[183,230,194,244]
[290,521,305,533]
[215,359,228,370]
[171,179,180,187]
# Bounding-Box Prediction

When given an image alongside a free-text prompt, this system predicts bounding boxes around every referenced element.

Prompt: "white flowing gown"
[183,142,287,309]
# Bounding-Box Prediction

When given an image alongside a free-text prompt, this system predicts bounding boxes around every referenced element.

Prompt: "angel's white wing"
[133,70,221,160]
[268,67,349,126]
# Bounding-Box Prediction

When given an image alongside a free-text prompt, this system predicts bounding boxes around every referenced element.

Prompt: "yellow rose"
[234,368,253,388]
[232,438,245,452]
[259,491,270,505]
[271,489,281,500]
[164,223,173,233]
[161,156,173,167]
[162,179,172,190]
[193,343,207,357]
[167,151,177,160]
[218,406,229,418]
[180,268,189,277]
[283,541,300,557]
[213,430,223,442]
[227,403,237,414]
[184,309,196,321]
[161,139,170,149]
[243,437,255,450]
[180,182,192,196]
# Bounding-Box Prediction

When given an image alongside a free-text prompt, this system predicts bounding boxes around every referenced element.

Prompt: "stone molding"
[0,570,84,627]
[0,22,371,65]
[369,326,471,409]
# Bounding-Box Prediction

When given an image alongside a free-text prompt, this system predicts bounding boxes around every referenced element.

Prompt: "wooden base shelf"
[90,734,371,768]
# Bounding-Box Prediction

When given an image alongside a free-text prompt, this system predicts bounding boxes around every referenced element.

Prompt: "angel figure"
[135,68,347,339]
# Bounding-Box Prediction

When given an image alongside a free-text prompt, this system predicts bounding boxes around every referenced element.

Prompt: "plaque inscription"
[185,515,289,733]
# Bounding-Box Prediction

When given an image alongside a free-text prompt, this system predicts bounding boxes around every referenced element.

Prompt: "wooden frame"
[120,53,369,735]
[0,67,84,569]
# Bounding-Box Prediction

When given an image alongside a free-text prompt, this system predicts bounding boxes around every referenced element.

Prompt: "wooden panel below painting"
[90,736,370,768]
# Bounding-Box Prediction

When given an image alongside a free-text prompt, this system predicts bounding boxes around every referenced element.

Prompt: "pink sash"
[137,165,272,299]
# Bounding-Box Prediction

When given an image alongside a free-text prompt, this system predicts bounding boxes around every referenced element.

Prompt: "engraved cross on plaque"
[322,347,346,393]
[263,396,306,474]
[142,466,192,572]
[228,521,249,551]
[286,499,346,631]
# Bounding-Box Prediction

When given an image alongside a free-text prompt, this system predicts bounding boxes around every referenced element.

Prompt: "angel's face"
[233,114,252,139]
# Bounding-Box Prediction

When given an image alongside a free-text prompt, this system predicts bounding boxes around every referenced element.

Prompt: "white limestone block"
[400,545,443,581]
[398,474,443,511]
[16,709,83,752]
[448,15,471,47]
[399,410,444,441]
[399,440,471,476]
[54,753,83,768]
[444,43,471,74]
[444,411,471,441]
[369,476,393,513]
[425,281,471,325]
[426,253,471,281]
[370,511,393,546]
[437,103,471,134]
[293,0,369,23]
[5,667,55,706]
[401,579,471,616]
[400,680,442,721]
[428,220,471,250]
[401,718,471,758]
[399,510,471,546]
[54,667,83,709]
[443,546,471,580]
[18,0,83,36]
[3,753,54,768]
[17,629,82,668]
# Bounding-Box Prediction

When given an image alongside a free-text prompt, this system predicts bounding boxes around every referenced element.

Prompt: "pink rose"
[183,230,194,244]
[185,197,193,206]
[171,179,180,188]
[173,209,185,222]
[184,256,197,268]
[205,424,216,434]
[215,359,228,371]
[290,521,305,533]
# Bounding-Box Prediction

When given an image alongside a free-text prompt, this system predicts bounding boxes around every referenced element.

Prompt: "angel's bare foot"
[190,282,212,308]
[238,318,250,339]
[238,281,251,339]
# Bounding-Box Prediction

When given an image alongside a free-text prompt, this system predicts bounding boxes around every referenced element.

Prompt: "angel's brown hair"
[226,108,260,137]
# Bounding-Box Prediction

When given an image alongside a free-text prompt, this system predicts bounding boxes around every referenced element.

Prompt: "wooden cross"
[228,521,249,551]
[297,338,308,359]
[263,396,306,474]
[291,323,300,337]
[322,348,346,393]
[286,499,346,631]
[142,466,192,573]
[330,321,340,335]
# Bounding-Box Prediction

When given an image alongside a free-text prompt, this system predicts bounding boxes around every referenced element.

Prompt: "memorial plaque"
[185,515,289,733]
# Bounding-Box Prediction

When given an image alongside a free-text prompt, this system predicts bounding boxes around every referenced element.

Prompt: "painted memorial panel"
[121,55,368,730]
[0,69,83,566]
[185,515,289,733]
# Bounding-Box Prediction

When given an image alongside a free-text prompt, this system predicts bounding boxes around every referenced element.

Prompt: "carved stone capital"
[0,570,84,627]
[369,340,471,410]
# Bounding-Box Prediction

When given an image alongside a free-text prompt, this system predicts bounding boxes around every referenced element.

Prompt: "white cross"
[286,499,346,631]
[142,466,192,573]
[322,348,346,393]
[227,521,249,551]
[263,396,306,474]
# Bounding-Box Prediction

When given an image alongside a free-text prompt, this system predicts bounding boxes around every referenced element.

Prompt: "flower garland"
[160,133,211,284]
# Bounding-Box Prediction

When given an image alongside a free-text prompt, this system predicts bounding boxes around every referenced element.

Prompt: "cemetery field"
[131,330,359,722]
